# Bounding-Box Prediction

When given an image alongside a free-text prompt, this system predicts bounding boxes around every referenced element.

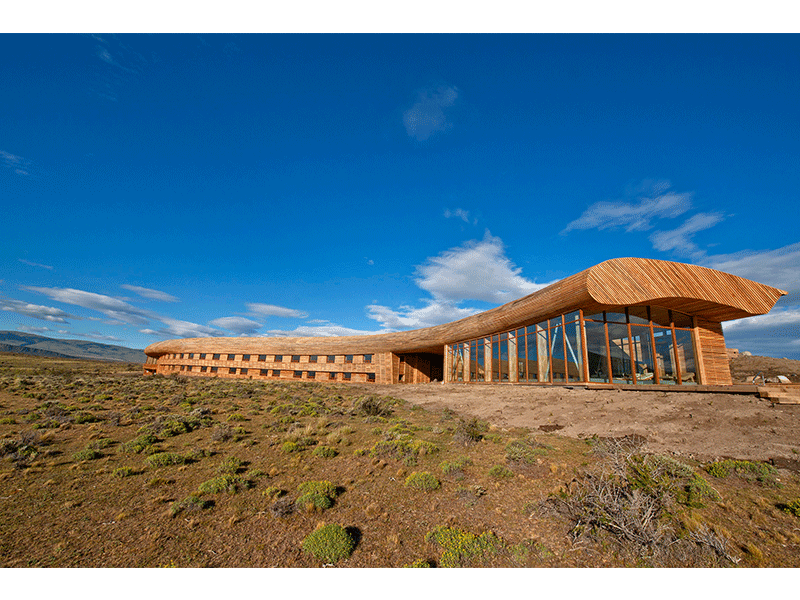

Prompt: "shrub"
[73,448,102,461]
[782,499,800,517]
[197,475,251,494]
[425,526,502,567]
[227,413,247,422]
[301,524,355,563]
[403,558,432,568]
[89,438,113,450]
[145,452,187,468]
[704,459,778,485]
[73,411,101,424]
[488,465,514,479]
[312,445,338,458]
[505,439,545,464]
[112,466,136,478]
[217,456,243,474]
[159,418,190,438]
[122,433,158,454]
[370,438,440,461]
[405,471,440,491]
[440,456,472,475]
[281,441,301,453]
[353,395,392,418]
[170,494,212,516]
[453,418,486,445]
[263,486,284,499]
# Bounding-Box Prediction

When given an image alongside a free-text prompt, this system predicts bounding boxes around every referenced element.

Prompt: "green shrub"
[159,418,190,437]
[298,480,337,497]
[197,475,251,494]
[405,471,440,491]
[217,456,243,474]
[0,417,16,425]
[296,492,334,510]
[263,486,284,499]
[453,418,486,445]
[145,452,187,468]
[425,526,502,567]
[227,413,247,422]
[488,464,514,479]
[705,459,778,485]
[122,433,158,454]
[505,439,545,464]
[301,524,355,563]
[112,466,135,478]
[403,558,432,568]
[73,411,101,424]
[440,456,472,475]
[312,445,338,459]
[783,499,800,517]
[73,448,102,461]
[89,438,113,450]
[281,441,301,453]
[170,494,212,516]
[353,395,392,418]
[370,438,439,461]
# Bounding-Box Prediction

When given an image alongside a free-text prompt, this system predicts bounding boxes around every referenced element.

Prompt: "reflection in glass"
[607,322,633,383]
[653,328,677,384]
[673,329,697,384]
[492,335,500,382]
[564,311,580,323]
[630,325,655,384]
[584,321,610,383]
[526,331,539,381]
[475,340,485,382]
[564,319,584,382]
[516,328,526,381]
[536,324,550,382]
[499,334,509,382]
[551,323,566,382]
[628,306,649,325]
[606,312,627,323]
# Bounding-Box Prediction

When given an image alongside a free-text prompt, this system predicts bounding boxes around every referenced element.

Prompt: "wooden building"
[144,258,786,386]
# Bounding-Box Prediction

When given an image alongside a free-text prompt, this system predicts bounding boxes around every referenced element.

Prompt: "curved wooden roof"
[145,257,786,358]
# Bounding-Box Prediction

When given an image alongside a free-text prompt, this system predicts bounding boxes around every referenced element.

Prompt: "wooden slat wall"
[695,319,732,385]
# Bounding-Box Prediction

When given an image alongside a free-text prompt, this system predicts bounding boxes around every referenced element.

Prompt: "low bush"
[301,524,355,563]
[197,474,251,494]
[312,445,338,458]
[122,433,158,454]
[405,471,440,491]
[505,439,545,465]
[704,460,778,486]
[352,395,393,418]
[73,448,102,461]
[217,456,243,474]
[73,411,101,424]
[145,452,186,468]
[170,494,212,517]
[112,466,136,478]
[453,418,486,445]
[403,558,432,568]
[440,456,472,475]
[488,464,514,479]
[425,526,502,567]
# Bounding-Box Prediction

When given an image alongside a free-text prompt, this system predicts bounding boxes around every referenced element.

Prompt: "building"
[143,258,785,387]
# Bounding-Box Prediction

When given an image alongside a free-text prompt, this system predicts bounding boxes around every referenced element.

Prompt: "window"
[343,372,351,381]
[242,354,250,361]
[273,369,281,377]
[364,354,373,363]
[180,353,184,359]
[188,353,194,359]
[241,368,248,375]
[367,373,376,382]
[228,354,236,361]
[327,355,336,363]
[200,353,206,359]
[307,371,316,379]
[180,365,185,371]
[200,366,207,372]
[186,366,192,372]
[293,370,302,378]
[291,355,300,363]
[274,355,283,363]
[258,355,267,361]
[211,366,218,373]
[213,353,221,360]
[260,369,269,376]
[229,367,237,374]
[345,355,353,363]
[328,372,336,380]
[309,355,318,363]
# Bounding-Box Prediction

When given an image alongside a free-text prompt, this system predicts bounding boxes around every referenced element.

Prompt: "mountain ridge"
[0,331,145,363]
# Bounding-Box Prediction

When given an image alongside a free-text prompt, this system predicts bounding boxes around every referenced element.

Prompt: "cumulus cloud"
[0,298,77,323]
[247,303,308,319]
[23,286,151,326]
[366,301,480,331]
[1,150,31,176]
[561,183,693,234]
[208,316,263,336]
[265,324,387,338]
[444,208,476,224]
[80,331,124,342]
[121,284,179,302]
[154,317,222,338]
[703,241,800,296]
[648,212,726,258]
[17,325,55,334]
[403,86,459,141]
[415,232,553,304]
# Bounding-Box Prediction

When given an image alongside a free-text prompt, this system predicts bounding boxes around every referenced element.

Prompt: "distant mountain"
[0,331,145,363]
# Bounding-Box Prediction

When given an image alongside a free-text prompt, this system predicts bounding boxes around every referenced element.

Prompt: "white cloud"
[208,316,263,336]
[444,208,471,223]
[403,85,459,141]
[0,298,77,323]
[366,301,480,330]
[247,303,308,319]
[415,232,553,304]
[155,317,222,338]
[1,150,31,176]
[18,259,53,270]
[265,324,386,338]
[703,241,800,296]
[648,212,725,257]
[121,284,179,302]
[81,331,124,343]
[17,325,55,334]
[561,183,693,234]
[23,286,152,326]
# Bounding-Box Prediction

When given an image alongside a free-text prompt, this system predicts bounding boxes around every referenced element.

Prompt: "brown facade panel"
[695,319,733,385]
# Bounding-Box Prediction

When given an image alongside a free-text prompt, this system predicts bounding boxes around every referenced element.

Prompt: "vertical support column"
[483,337,492,382]
[443,345,452,383]
[508,331,517,382]
[690,317,705,385]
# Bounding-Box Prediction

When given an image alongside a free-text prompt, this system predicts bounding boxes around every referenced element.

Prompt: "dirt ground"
[364,383,800,464]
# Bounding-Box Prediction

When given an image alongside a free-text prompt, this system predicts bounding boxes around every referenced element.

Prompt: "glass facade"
[448,306,698,386]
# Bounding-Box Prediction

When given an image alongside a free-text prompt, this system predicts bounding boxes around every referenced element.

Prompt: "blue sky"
[2,32,799,358]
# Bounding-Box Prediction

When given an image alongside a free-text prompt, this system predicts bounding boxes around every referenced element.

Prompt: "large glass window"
[536,323,550,382]
[607,322,633,383]
[564,319,584,382]
[550,321,566,382]
[630,324,656,384]
[653,327,677,384]
[491,335,500,382]
[526,327,539,381]
[584,321,610,383]
[673,329,698,385]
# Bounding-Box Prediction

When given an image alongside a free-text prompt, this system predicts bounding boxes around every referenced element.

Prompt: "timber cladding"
[144,257,786,386]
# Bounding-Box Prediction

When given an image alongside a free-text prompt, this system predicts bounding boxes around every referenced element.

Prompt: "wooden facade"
[144,258,785,386]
